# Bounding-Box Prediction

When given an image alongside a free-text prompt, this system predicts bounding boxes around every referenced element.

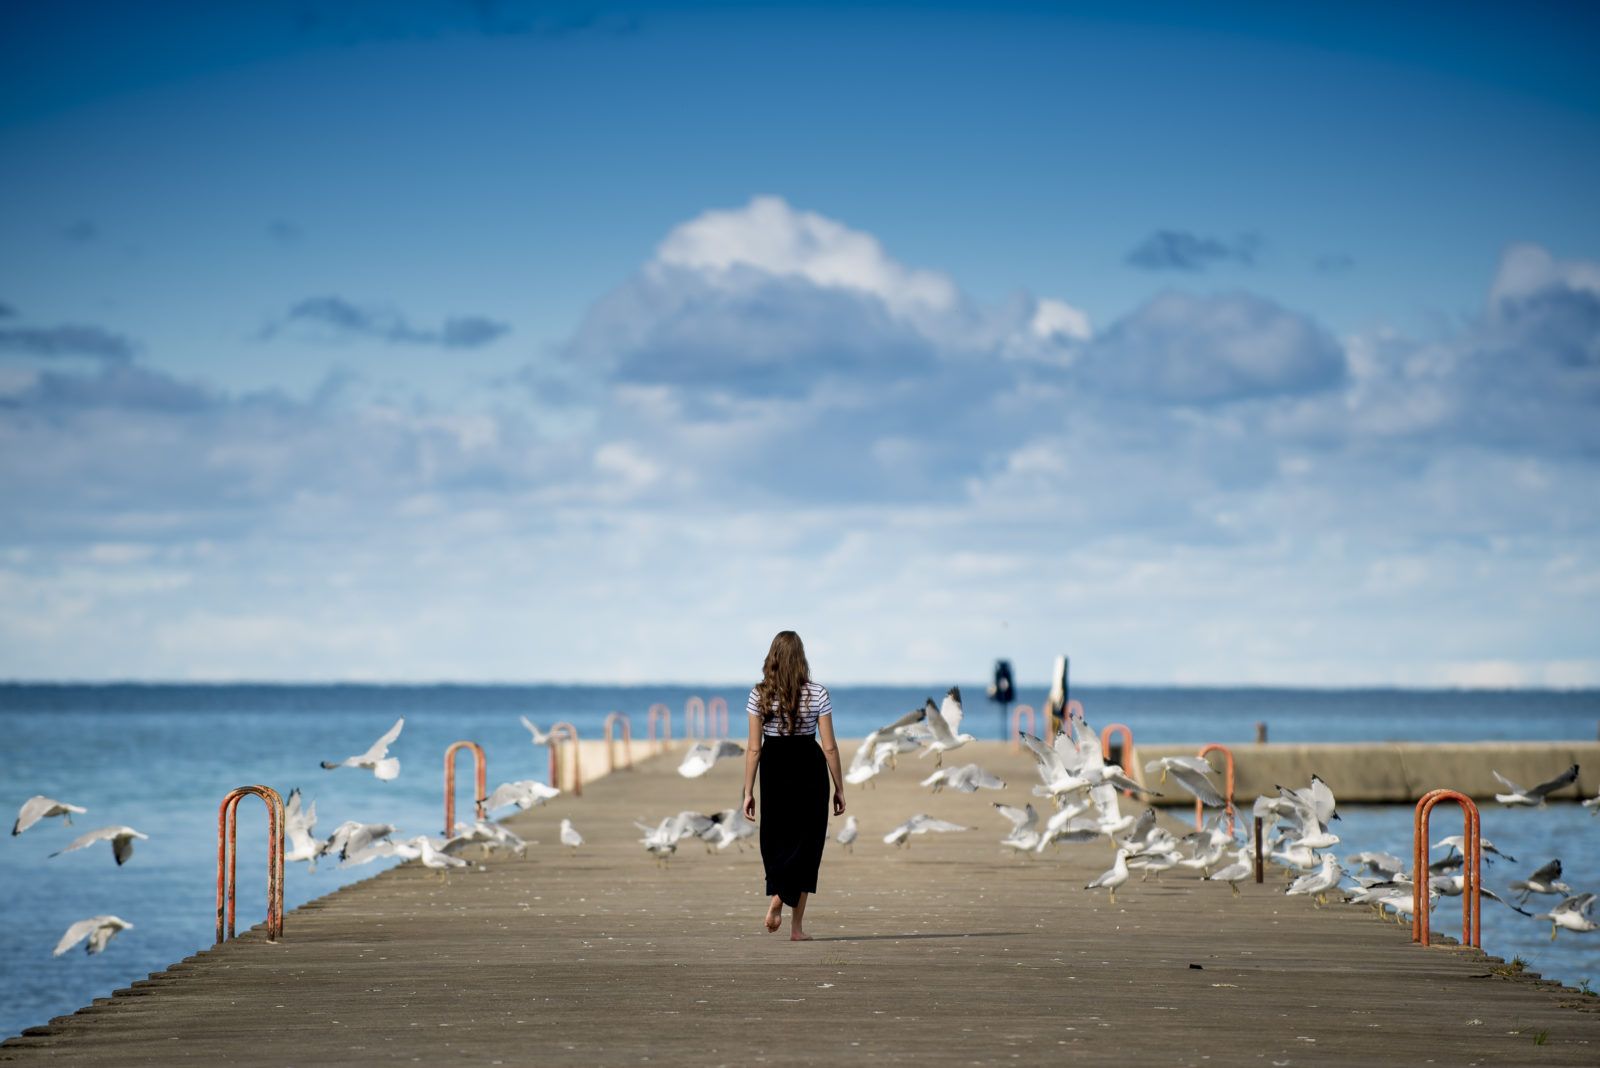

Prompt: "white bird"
[1144,756,1225,807]
[321,717,404,780]
[882,813,968,847]
[1491,764,1579,807]
[1085,849,1130,904]
[13,795,87,836]
[1286,854,1345,905]
[1582,787,1600,815]
[844,707,926,786]
[918,689,976,766]
[635,812,716,864]
[282,788,322,869]
[705,808,758,852]
[480,780,561,813]
[443,820,527,857]
[325,821,398,866]
[559,818,584,853]
[53,915,134,957]
[1431,834,1515,863]
[1345,851,1407,880]
[1536,893,1597,940]
[1510,859,1573,905]
[1205,847,1255,896]
[836,815,858,851]
[519,716,554,745]
[992,802,1039,852]
[677,740,745,779]
[921,763,1006,794]
[50,825,148,866]
[413,835,469,877]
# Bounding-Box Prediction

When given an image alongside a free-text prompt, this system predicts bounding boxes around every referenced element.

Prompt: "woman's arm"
[741,708,763,820]
[817,712,846,815]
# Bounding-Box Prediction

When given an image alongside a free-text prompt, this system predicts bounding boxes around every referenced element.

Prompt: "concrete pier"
[4,741,1598,1066]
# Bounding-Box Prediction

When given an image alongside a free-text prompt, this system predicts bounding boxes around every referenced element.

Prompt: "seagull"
[480,780,561,813]
[1536,893,1597,941]
[883,813,969,847]
[1509,859,1573,905]
[1143,756,1226,807]
[1427,874,1532,915]
[844,707,926,786]
[636,812,716,864]
[413,835,469,877]
[1492,764,1579,806]
[1346,851,1407,880]
[677,740,745,779]
[705,808,757,852]
[918,690,976,766]
[835,815,858,851]
[992,803,1039,851]
[282,788,322,869]
[519,716,554,745]
[1205,847,1255,896]
[321,717,404,780]
[53,915,133,957]
[13,795,87,836]
[1285,854,1346,905]
[558,818,584,854]
[50,825,149,866]
[325,821,398,866]
[1431,834,1515,863]
[1583,787,1600,815]
[1085,849,1130,904]
[443,820,527,857]
[922,763,1006,794]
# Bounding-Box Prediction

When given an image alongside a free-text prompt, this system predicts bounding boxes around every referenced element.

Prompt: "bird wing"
[1101,767,1159,797]
[1169,765,1225,807]
[50,826,118,856]
[112,833,137,866]
[993,803,1034,831]
[940,688,963,736]
[519,715,550,744]
[1552,892,1596,916]
[914,817,969,833]
[359,717,405,762]
[848,730,884,775]
[714,740,745,760]
[923,699,954,743]
[1527,858,1563,884]
[1528,764,1580,799]
[53,916,105,956]
[879,707,926,732]
[1019,732,1066,780]
[966,765,1005,790]
[677,743,714,777]
[14,796,53,836]
[1308,775,1337,823]
[1490,769,1526,795]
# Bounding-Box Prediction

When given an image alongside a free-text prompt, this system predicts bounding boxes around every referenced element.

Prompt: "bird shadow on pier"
[806,931,1021,942]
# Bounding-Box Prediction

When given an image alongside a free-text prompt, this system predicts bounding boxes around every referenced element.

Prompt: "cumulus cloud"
[0,322,136,362]
[263,296,510,349]
[1126,229,1258,271]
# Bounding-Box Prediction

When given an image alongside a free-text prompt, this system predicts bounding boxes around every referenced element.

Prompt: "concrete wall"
[1124,740,1600,806]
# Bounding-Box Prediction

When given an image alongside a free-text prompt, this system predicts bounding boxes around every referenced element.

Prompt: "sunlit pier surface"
[5,742,1598,1066]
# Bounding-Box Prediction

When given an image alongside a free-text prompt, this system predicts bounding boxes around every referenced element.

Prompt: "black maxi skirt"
[758,733,829,907]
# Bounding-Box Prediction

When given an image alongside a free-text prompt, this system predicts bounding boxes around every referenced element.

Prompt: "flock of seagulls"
[13,792,148,956]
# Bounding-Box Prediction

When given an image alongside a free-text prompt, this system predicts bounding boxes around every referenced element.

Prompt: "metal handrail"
[1412,789,1481,948]
[1195,743,1236,836]
[604,711,634,772]
[549,721,582,797]
[216,785,284,944]
[1009,705,1036,750]
[443,741,487,835]
[647,703,672,750]
[684,696,706,739]
[1099,723,1137,795]
[706,696,729,739]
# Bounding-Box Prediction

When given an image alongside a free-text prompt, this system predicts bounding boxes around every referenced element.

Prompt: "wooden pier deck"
[3,742,1597,1066]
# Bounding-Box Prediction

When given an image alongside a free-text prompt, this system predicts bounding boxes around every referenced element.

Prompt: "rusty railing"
[1412,789,1481,948]
[604,711,634,772]
[684,696,706,739]
[1099,723,1138,795]
[647,702,672,751]
[706,696,729,739]
[549,721,582,797]
[1195,743,1236,836]
[443,740,487,835]
[1009,705,1036,750]
[216,785,284,944]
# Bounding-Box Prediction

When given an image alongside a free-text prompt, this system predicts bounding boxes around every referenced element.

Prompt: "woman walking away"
[742,631,846,941]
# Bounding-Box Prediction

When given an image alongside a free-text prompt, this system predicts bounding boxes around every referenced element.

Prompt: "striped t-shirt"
[747,682,832,737]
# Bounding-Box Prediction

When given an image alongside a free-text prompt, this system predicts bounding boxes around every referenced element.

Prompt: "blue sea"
[1,683,1597,1040]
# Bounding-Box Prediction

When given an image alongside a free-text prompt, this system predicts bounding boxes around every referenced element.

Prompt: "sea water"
[1,684,1596,1039]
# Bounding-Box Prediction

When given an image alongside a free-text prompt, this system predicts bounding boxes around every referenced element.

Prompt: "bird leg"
[1230,882,1240,898]
[1108,887,1116,905]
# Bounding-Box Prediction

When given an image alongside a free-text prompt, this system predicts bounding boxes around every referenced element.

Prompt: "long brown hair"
[753,630,811,734]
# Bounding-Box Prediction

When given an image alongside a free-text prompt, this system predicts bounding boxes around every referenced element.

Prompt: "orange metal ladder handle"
[1195,743,1236,837]
[549,721,582,797]
[443,741,487,835]
[1009,706,1036,750]
[216,785,284,944]
[1099,723,1137,796]
[707,697,729,739]
[1412,789,1481,948]
[647,703,672,748]
[604,712,634,772]
[685,696,706,740]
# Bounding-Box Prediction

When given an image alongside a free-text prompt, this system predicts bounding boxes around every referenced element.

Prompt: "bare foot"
[790,930,812,941]
[765,901,782,933]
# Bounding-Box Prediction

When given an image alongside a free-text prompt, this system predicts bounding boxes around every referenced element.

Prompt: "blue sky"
[2,1,1597,685]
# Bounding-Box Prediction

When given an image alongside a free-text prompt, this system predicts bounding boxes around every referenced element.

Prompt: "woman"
[741,630,846,941]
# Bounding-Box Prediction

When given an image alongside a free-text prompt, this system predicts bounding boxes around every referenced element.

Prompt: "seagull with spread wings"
[53,915,134,957]
[50,825,148,866]
[321,717,404,780]
[1491,764,1580,807]
[1144,756,1225,807]
[1536,893,1597,940]
[882,813,969,847]
[677,739,745,778]
[13,795,87,836]
[918,689,975,767]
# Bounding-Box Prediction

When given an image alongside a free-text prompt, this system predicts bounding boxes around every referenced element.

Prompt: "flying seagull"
[882,813,969,847]
[13,795,87,836]
[50,826,149,866]
[480,780,560,813]
[1491,764,1580,807]
[1536,893,1597,940]
[678,740,745,779]
[53,915,134,957]
[1143,756,1225,807]
[918,689,976,767]
[321,717,404,780]
[921,763,1006,794]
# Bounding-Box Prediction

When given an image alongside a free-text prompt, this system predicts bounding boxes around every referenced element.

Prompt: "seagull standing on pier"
[1085,849,1130,904]
[835,815,858,851]
[50,825,149,866]
[321,717,404,780]
[559,818,584,854]
[1204,847,1255,896]
[13,795,87,836]
[53,916,133,956]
